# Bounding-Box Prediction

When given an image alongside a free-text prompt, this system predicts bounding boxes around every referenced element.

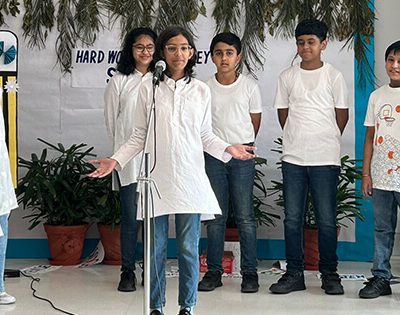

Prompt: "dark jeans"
[119,182,141,273]
[204,153,257,274]
[371,189,400,280]
[282,161,340,274]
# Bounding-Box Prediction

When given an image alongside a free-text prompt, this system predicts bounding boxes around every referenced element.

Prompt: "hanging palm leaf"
[212,0,241,34]
[56,0,77,72]
[154,0,206,37]
[75,0,104,46]
[99,0,154,38]
[0,0,21,26]
[22,0,55,49]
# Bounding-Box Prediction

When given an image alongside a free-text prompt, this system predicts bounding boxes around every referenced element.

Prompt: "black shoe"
[141,270,144,286]
[198,271,223,291]
[269,271,306,294]
[241,272,259,293]
[177,308,191,315]
[118,271,136,292]
[150,310,162,315]
[359,276,391,299]
[321,272,344,295]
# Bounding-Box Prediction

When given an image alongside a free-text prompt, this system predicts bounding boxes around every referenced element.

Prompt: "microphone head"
[155,60,166,71]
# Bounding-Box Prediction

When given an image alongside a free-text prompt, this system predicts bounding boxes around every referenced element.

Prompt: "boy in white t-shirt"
[359,40,400,299]
[269,19,349,295]
[197,32,262,293]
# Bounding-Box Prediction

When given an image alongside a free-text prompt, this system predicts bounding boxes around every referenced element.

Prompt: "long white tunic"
[112,76,231,219]
[104,71,151,187]
[0,105,18,220]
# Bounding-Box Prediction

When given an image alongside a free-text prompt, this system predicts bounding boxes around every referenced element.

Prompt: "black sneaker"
[118,271,136,292]
[177,308,192,315]
[269,271,306,294]
[321,272,344,295]
[198,271,223,291]
[359,276,391,299]
[241,272,259,293]
[141,270,144,286]
[150,310,163,315]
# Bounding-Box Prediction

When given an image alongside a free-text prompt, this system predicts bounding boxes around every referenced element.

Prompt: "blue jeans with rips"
[371,189,400,280]
[0,214,8,292]
[150,214,201,309]
[119,182,141,272]
[282,161,340,274]
[204,153,257,274]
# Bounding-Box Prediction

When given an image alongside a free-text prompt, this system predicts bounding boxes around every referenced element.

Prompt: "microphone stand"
[136,76,161,315]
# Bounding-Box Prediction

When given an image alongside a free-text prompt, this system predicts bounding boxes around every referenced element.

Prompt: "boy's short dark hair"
[295,19,328,41]
[210,32,242,55]
[385,40,400,61]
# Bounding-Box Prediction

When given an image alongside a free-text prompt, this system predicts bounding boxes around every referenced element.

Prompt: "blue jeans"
[371,189,400,280]
[0,214,8,292]
[204,153,257,274]
[119,182,141,272]
[282,162,340,274]
[150,214,200,309]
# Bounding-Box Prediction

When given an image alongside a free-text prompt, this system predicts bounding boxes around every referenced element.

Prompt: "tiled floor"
[1,258,399,315]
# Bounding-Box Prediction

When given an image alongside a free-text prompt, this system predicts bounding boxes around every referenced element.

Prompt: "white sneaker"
[0,292,16,304]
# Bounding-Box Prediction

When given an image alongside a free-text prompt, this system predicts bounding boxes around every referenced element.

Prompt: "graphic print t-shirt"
[364,84,400,192]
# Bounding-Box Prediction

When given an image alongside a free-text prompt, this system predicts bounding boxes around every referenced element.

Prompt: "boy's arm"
[277,108,288,129]
[335,108,349,134]
[362,126,375,197]
[250,113,262,137]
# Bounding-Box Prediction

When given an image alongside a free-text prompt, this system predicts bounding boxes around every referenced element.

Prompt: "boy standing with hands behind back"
[269,19,349,295]
[198,32,262,293]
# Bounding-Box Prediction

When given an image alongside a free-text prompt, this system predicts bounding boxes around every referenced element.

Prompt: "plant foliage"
[226,156,281,228]
[16,138,98,229]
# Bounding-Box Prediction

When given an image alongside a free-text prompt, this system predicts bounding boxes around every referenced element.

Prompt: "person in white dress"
[0,104,18,304]
[88,26,256,315]
[104,27,157,292]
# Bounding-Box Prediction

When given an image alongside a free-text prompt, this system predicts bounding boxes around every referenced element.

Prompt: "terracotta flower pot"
[97,223,121,265]
[304,227,341,271]
[44,224,88,266]
[225,227,240,242]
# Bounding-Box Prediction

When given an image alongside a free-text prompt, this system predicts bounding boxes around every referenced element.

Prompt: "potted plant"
[90,175,122,265]
[225,156,281,241]
[268,138,365,269]
[16,138,97,265]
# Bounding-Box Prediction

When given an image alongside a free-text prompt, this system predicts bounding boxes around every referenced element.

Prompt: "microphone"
[153,60,166,86]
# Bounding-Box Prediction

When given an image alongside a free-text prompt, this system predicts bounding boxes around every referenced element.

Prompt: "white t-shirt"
[364,84,400,192]
[104,71,151,187]
[112,76,231,219]
[207,74,262,144]
[274,62,348,166]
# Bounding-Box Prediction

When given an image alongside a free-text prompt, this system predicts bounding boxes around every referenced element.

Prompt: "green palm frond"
[0,0,21,26]
[56,0,77,72]
[22,0,55,49]
[99,0,154,37]
[154,0,206,37]
[75,0,104,46]
[212,0,241,34]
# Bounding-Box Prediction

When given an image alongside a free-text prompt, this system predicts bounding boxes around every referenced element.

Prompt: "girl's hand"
[87,158,118,178]
[225,145,256,160]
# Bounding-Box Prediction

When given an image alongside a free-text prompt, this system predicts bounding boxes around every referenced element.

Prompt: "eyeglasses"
[132,44,155,53]
[164,44,192,54]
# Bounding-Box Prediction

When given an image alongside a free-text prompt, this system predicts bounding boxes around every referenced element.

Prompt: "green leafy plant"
[90,175,121,228]
[16,138,98,229]
[268,137,364,229]
[226,156,281,228]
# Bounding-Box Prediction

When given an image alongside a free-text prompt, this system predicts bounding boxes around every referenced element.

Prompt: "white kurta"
[104,71,151,188]
[0,105,18,235]
[112,76,231,219]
